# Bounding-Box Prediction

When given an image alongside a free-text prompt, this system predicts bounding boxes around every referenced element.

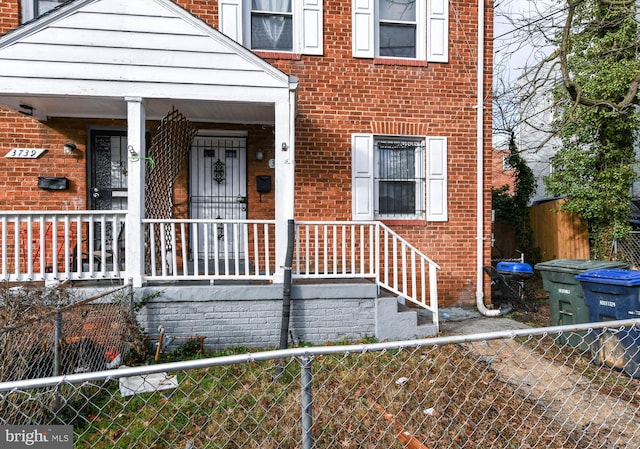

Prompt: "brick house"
[0,0,495,346]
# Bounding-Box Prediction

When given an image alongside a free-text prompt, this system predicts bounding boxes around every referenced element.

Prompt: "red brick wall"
[0,112,89,210]
[492,148,515,193]
[0,0,494,307]
[250,0,495,306]
[0,0,19,32]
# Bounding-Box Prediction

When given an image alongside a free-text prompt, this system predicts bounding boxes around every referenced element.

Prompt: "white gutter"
[476,0,502,316]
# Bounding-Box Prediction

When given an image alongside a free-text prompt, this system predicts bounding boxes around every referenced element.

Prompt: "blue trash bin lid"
[575,269,640,286]
[496,261,533,275]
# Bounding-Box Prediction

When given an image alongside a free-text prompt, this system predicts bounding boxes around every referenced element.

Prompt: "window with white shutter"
[352,134,448,221]
[218,0,323,55]
[352,0,448,62]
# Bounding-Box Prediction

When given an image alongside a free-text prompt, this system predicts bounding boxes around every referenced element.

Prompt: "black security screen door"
[89,130,128,211]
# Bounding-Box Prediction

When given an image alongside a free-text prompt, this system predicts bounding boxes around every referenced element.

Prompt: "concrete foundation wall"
[136,283,378,350]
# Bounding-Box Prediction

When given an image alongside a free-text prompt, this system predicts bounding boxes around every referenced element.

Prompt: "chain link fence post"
[53,309,62,378]
[52,308,63,411]
[301,356,313,449]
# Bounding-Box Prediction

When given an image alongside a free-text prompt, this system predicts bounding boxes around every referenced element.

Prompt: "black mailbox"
[256,175,272,193]
[37,176,69,190]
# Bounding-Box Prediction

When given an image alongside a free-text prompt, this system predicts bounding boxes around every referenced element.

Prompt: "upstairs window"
[251,0,293,51]
[352,0,448,62]
[21,0,63,22]
[219,0,323,55]
[379,0,417,58]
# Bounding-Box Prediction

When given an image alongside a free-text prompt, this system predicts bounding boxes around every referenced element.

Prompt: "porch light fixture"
[63,143,78,155]
[256,149,264,161]
[281,142,288,151]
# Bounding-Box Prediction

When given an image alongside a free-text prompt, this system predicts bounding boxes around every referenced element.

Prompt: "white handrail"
[293,221,440,320]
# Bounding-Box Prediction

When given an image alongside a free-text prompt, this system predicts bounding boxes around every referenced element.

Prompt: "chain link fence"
[0,283,143,383]
[613,232,640,269]
[1,320,639,448]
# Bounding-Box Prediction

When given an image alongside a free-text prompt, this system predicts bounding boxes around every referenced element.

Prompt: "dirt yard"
[462,286,640,448]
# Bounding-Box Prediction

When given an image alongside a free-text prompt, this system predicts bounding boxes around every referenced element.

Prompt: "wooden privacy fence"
[529,198,590,260]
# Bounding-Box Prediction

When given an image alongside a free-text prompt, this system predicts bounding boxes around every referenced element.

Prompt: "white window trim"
[352,0,448,63]
[218,0,323,56]
[374,137,425,220]
[352,133,448,222]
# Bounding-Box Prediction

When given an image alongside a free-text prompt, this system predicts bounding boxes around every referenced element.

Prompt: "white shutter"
[426,137,448,221]
[427,0,448,62]
[301,0,323,55]
[352,134,374,220]
[219,0,244,44]
[352,0,374,58]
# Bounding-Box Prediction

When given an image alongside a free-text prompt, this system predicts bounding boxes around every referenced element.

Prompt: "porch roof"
[0,0,296,123]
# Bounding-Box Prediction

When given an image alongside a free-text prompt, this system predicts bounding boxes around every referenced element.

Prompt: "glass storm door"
[189,136,247,261]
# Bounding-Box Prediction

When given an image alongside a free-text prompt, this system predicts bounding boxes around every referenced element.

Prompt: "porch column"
[273,78,297,283]
[124,96,146,287]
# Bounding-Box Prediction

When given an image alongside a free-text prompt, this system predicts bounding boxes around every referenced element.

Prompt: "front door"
[87,129,129,268]
[89,130,128,211]
[189,136,247,260]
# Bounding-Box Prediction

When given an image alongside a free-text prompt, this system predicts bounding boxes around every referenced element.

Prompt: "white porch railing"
[0,211,126,282]
[142,219,276,281]
[293,221,440,319]
[0,213,439,320]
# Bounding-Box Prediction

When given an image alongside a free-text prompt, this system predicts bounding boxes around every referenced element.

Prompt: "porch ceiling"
[0,95,275,124]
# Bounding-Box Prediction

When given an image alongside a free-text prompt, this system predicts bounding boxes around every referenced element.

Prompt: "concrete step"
[375,296,437,341]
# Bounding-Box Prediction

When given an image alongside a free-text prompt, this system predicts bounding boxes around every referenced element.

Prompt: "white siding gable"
[0,0,290,103]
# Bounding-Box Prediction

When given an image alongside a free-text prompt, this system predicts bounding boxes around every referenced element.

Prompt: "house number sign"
[5,148,47,159]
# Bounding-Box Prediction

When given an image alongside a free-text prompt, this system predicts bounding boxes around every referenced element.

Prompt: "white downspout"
[476,0,502,316]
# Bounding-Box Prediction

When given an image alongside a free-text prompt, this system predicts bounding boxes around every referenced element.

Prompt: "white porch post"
[124,96,146,287]
[273,78,298,283]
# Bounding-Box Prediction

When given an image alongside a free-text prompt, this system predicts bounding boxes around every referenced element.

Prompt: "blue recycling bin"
[575,269,640,378]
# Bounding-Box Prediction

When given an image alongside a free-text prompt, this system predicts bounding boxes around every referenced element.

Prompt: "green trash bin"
[534,259,629,350]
